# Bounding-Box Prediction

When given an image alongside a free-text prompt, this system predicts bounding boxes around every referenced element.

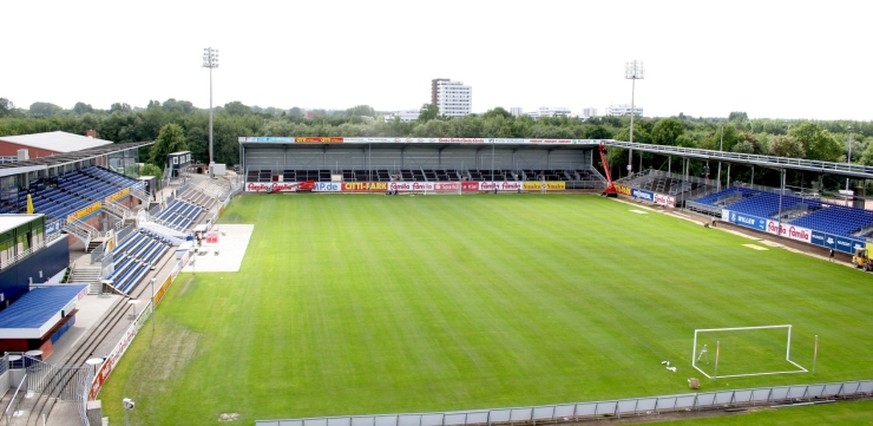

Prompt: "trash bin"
[24,350,42,367]
[7,355,22,369]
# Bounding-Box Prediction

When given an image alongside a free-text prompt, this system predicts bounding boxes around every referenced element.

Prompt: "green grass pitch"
[100,194,873,424]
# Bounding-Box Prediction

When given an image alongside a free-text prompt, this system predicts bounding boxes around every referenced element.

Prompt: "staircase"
[64,220,101,249]
[130,187,151,204]
[68,265,102,294]
[102,201,133,221]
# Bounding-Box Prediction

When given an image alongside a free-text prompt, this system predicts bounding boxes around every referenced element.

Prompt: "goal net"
[691,324,809,379]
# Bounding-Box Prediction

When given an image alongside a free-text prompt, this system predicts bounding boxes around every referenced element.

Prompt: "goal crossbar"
[691,324,809,379]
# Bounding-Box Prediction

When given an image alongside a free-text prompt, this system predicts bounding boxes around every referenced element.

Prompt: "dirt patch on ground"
[218,412,241,422]
[128,322,202,395]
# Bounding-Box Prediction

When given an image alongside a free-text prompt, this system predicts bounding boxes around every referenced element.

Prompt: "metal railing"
[605,140,873,179]
[24,356,90,401]
[0,238,47,270]
[64,220,99,248]
[257,380,873,426]
[3,374,27,426]
[77,369,93,426]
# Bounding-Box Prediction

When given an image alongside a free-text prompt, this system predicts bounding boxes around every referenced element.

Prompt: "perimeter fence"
[257,380,873,426]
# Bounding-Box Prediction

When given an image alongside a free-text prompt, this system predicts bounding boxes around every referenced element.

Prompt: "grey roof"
[0,131,113,153]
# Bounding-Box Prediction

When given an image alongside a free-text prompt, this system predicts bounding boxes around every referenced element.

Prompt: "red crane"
[598,143,618,197]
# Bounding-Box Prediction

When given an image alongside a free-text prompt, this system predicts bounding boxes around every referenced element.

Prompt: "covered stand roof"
[0,131,113,153]
[0,285,87,339]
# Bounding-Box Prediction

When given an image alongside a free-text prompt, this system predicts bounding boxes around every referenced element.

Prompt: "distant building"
[528,107,572,119]
[509,107,523,117]
[607,104,643,117]
[386,110,420,123]
[431,79,472,117]
[580,108,598,119]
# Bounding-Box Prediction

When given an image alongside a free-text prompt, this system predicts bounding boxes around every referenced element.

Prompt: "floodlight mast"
[202,47,219,173]
[846,126,853,193]
[625,60,644,177]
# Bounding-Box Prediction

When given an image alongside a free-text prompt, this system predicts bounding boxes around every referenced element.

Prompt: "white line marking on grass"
[629,209,648,215]
[742,243,768,251]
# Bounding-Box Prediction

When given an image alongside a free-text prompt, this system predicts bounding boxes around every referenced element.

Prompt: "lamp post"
[846,126,853,192]
[202,47,219,174]
[717,124,724,191]
[122,398,135,426]
[625,60,644,177]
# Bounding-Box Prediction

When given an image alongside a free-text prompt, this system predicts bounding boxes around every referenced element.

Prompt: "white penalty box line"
[691,324,810,380]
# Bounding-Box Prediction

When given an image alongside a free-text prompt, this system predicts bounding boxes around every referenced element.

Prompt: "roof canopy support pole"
[717,160,722,192]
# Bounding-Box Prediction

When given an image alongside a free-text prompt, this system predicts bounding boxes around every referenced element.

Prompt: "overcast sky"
[3,0,870,120]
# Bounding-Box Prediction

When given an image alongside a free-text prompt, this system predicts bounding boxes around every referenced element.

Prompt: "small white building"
[528,107,572,119]
[385,110,420,123]
[607,104,643,117]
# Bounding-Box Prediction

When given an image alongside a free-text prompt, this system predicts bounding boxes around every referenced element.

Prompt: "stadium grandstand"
[238,136,873,256]
[0,131,237,362]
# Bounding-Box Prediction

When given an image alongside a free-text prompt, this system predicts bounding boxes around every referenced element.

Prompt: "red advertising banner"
[462,181,480,192]
[433,182,461,192]
[653,193,676,208]
[246,182,302,193]
[89,322,140,399]
[295,137,343,144]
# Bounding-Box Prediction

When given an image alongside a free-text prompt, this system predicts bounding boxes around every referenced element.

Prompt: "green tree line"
[0,97,868,191]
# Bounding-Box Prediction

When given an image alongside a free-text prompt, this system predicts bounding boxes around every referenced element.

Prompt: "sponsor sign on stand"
[388,181,431,192]
[481,181,524,192]
[615,184,632,196]
[314,182,342,192]
[728,211,767,231]
[765,220,812,243]
[343,182,388,192]
[521,181,566,191]
[67,202,102,222]
[835,236,863,254]
[811,231,830,248]
[46,220,63,234]
[295,137,343,143]
[631,188,654,203]
[433,182,461,192]
[462,181,480,192]
[105,188,131,203]
[246,182,301,193]
[653,193,675,208]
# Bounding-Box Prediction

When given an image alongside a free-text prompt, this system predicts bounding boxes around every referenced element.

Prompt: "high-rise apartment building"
[431,79,472,117]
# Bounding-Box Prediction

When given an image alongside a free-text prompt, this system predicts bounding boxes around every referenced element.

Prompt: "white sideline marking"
[629,209,648,215]
[742,243,768,251]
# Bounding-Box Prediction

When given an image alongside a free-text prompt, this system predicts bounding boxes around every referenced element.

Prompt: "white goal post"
[691,324,812,379]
